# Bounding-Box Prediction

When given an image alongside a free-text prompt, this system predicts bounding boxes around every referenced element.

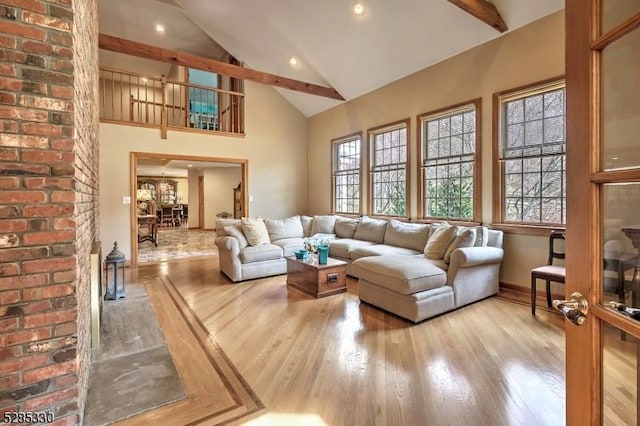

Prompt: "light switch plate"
[122,196,131,205]
[249,195,254,202]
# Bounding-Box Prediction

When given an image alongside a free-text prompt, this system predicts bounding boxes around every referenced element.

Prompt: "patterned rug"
[138,228,218,263]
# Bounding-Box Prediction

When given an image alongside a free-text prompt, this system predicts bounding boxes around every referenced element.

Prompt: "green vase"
[317,245,329,264]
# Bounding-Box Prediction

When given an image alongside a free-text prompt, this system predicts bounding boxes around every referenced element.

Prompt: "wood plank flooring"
[111,257,578,426]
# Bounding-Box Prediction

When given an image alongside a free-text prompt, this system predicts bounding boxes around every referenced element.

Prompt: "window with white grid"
[499,81,566,225]
[332,134,361,214]
[420,102,478,221]
[369,121,408,216]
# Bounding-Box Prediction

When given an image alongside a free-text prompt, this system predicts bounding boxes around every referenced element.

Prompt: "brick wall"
[0,0,99,424]
[71,0,98,421]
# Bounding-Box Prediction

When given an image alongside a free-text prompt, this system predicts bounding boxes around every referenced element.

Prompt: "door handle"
[552,292,589,326]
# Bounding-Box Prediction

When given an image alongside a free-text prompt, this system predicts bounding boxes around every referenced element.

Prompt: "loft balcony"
[99,67,245,138]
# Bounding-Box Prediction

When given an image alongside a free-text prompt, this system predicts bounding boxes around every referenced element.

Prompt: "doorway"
[130,152,248,266]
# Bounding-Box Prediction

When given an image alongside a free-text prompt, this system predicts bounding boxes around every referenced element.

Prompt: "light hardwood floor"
[111,256,579,426]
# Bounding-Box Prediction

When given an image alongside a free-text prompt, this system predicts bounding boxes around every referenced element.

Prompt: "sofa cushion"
[351,244,421,260]
[384,220,431,251]
[311,215,336,234]
[353,216,387,243]
[271,237,305,256]
[334,216,360,238]
[444,228,476,263]
[264,215,304,241]
[329,238,376,259]
[241,217,271,246]
[215,218,241,236]
[240,244,283,264]
[224,224,249,249]
[351,255,447,295]
[424,224,458,260]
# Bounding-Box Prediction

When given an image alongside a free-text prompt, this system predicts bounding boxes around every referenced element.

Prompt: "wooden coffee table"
[286,255,347,298]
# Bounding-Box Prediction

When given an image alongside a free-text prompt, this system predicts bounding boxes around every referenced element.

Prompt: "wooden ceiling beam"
[98,33,345,101]
[447,0,508,33]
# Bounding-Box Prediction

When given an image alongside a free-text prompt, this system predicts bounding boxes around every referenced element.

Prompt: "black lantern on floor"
[105,241,126,300]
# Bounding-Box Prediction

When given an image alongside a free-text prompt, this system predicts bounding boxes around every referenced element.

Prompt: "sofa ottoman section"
[351,255,447,294]
[358,279,454,323]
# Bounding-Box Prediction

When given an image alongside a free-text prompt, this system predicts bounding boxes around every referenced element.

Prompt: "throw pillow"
[301,215,314,237]
[264,215,304,241]
[334,216,360,238]
[215,218,241,236]
[224,224,249,249]
[473,226,489,247]
[444,228,477,263]
[353,216,387,243]
[424,224,458,260]
[241,217,270,246]
[311,215,337,235]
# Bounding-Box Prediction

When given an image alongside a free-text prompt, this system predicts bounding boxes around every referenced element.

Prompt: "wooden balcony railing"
[99,67,245,138]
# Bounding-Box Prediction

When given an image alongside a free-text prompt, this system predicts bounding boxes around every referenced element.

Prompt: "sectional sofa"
[214,215,504,322]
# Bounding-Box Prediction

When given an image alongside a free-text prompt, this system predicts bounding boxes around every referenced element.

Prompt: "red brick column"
[0,1,99,424]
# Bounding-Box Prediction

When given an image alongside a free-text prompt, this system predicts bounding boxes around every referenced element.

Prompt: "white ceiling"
[137,159,239,178]
[98,0,565,117]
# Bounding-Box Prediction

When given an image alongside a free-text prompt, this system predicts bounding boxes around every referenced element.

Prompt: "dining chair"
[160,206,174,227]
[531,230,566,315]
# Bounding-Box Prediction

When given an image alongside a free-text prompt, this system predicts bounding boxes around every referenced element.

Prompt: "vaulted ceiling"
[98,0,564,117]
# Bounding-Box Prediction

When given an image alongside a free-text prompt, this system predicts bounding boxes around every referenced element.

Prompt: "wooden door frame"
[565,1,598,424]
[198,175,204,229]
[566,1,640,424]
[130,152,248,267]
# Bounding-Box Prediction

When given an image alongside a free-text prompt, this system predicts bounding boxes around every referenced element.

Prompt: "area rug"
[138,228,218,263]
[83,283,186,425]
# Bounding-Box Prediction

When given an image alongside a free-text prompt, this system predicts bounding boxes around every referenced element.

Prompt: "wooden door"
[566,1,640,424]
[198,175,204,229]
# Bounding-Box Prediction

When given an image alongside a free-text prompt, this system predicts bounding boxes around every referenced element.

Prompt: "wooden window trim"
[367,118,411,218]
[416,98,482,223]
[331,131,363,215]
[491,76,566,235]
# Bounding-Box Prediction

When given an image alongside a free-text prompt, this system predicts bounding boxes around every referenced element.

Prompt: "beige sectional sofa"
[214,215,503,323]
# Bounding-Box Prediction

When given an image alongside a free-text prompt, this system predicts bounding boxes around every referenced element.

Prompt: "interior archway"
[130,152,248,266]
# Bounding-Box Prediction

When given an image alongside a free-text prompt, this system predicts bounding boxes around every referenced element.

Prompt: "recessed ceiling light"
[187,164,193,168]
[289,56,300,67]
[155,24,165,33]
[353,2,365,15]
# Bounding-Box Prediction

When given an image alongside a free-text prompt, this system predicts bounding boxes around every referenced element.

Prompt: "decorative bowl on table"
[294,249,309,259]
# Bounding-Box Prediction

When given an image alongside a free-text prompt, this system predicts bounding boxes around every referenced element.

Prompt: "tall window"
[332,133,362,214]
[368,120,409,217]
[419,100,480,221]
[495,80,566,226]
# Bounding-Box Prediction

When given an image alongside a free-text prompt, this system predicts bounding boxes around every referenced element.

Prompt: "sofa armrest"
[215,236,242,282]
[447,247,503,306]
[215,236,240,254]
[450,247,503,268]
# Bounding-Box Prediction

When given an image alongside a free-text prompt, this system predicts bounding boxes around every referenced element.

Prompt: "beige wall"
[203,167,242,229]
[307,11,566,289]
[100,80,308,260]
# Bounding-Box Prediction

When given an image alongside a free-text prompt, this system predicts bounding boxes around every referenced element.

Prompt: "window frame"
[492,77,566,236]
[367,118,411,219]
[331,132,363,216]
[417,98,482,224]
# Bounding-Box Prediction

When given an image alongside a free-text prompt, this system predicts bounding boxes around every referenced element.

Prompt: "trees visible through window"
[332,134,361,214]
[498,81,566,225]
[419,101,479,221]
[369,121,408,216]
